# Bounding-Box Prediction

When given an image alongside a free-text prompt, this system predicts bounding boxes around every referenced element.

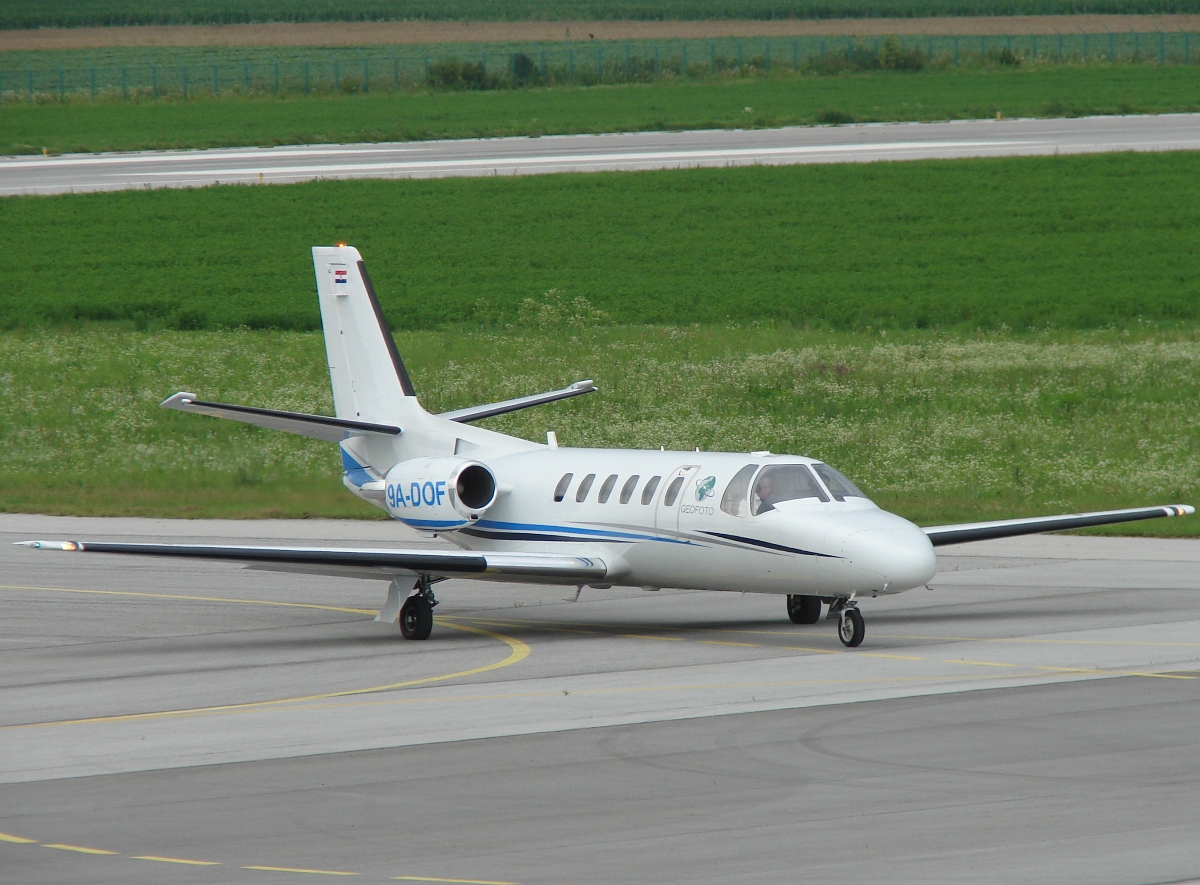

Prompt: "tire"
[838,608,865,648]
[786,594,823,625]
[399,595,434,640]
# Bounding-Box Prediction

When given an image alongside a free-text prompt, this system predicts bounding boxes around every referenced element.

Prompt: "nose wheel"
[836,607,865,647]
[826,596,865,647]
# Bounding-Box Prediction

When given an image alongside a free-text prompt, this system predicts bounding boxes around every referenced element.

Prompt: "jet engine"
[384,457,497,531]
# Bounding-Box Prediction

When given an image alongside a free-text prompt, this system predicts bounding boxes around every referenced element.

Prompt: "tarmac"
[2,513,1199,883]
[4,113,1200,195]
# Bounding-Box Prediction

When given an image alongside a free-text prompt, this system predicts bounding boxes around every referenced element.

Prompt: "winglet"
[161,392,198,410]
[15,540,81,550]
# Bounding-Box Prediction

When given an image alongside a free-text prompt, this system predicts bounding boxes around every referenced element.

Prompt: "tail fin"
[313,246,419,425]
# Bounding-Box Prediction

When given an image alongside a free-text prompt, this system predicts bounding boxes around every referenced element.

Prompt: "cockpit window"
[553,473,573,502]
[752,465,829,515]
[813,463,867,502]
[720,464,758,517]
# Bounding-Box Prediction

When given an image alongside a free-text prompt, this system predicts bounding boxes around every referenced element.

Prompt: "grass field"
[4,152,1199,332]
[4,0,1200,29]
[3,325,1197,533]
[7,64,1200,156]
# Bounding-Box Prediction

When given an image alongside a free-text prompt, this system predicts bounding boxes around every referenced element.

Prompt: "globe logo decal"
[695,476,716,501]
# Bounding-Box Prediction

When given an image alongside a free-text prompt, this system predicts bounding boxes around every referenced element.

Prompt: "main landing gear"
[786,594,865,648]
[399,577,439,641]
[786,594,822,625]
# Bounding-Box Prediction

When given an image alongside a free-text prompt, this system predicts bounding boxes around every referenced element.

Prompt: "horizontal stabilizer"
[161,392,401,443]
[439,380,596,424]
[16,540,607,583]
[923,504,1194,547]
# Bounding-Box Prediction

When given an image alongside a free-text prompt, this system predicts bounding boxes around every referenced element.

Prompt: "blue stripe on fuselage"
[397,517,467,528]
[473,519,697,545]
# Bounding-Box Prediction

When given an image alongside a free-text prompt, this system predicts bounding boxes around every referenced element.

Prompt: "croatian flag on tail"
[334,268,348,285]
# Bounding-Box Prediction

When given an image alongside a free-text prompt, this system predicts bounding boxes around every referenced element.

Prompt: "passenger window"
[813,463,868,502]
[720,464,759,517]
[576,473,596,502]
[597,474,618,503]
[553,473,573,503]
[663,476,686,506]
[752,465,829,515]
[619,475,640,504]
[640,476,662,505]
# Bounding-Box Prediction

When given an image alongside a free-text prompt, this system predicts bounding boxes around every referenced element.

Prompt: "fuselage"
[390,447,937,599]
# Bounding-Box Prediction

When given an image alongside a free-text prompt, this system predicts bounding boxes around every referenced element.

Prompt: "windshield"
[752,465,829,515]
[812,463,868,502]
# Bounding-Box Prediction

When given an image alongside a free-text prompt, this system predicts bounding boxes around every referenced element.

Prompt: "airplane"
[19,246,1195,648]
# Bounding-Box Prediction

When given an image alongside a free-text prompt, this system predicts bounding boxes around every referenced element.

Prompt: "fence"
[4,32,1198,101]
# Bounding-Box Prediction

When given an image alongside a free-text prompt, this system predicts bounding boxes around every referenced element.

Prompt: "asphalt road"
[4,113,1200,196]
[2,513,1199,884]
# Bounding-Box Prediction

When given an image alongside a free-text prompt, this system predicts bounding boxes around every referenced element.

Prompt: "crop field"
[7,62,1200,156]
[2,324,1198,531]
[4,152,1199,332]
[5,0,1200,29]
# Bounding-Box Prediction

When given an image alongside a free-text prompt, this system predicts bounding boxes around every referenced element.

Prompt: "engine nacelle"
[384,457,497,531]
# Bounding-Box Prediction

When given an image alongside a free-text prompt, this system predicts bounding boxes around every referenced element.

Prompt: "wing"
[922,505,1194,547]
[161,393,401,443]
[438,380,596,424]
[16,540,607,583]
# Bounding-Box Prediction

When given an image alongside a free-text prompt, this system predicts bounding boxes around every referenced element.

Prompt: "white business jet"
[20,247,1195,647]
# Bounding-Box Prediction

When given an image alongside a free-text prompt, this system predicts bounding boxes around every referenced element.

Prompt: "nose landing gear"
[837,608,865,647]
[786,593,864,646]
[827,595,865,647]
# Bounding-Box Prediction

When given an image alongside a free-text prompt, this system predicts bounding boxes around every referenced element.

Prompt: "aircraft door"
[654,465,701,534]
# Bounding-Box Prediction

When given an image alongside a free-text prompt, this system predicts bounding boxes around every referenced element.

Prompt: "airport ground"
[2,514,1199,884]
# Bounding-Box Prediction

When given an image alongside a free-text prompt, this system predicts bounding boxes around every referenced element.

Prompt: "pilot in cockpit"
[752,475,779,515]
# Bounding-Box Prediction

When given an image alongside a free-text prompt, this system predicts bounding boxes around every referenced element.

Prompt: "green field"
[3,324,1198,533]
[4,32,1190,103]
[7,64,1200,156]
[4,152,1199,332]
[2,0,1199,29]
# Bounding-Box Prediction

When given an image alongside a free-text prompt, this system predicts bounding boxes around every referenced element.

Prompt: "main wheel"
[399,595,434,640]
[786,594,823,625]
[838,608,865,648]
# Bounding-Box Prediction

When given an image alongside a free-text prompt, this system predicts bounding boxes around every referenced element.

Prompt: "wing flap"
[16,540,607,582]
[923,505,1194,547]
[161,392,401,443]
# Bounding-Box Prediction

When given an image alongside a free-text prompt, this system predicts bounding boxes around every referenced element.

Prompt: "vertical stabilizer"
[313,246,419,426]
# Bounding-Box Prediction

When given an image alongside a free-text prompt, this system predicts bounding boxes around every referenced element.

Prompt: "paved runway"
[4,113,1200,196]
[2,513,1199,883]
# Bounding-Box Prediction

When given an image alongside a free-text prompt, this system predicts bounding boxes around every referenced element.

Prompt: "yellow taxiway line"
[242,865,358,875]
[44,843,118,855]
[0,584,529,730]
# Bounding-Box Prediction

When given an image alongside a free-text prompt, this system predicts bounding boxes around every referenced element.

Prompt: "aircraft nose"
[841,521,937,591]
